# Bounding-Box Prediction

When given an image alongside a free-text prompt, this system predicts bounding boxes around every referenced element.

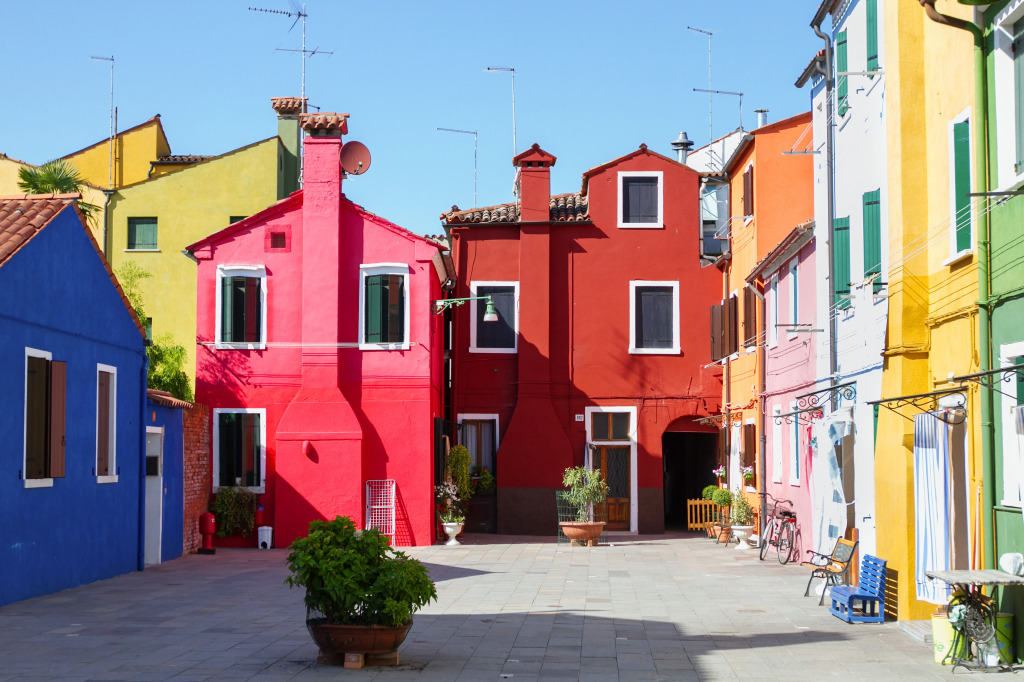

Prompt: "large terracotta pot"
[560,521,606,546]
[307,620,412,667]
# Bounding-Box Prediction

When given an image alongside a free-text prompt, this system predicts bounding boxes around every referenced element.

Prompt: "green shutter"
[365,275,382,343]
[836,30,849,117]
[833,217,851,310]
[1015,19,1024,175]
[953,120,972,254]
[862,189,882,290]
[866,0,878,74]
[220,276,233,342]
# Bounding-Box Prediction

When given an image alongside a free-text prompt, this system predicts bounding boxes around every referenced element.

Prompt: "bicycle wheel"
[778,522,794,564]
[759,519,773,561]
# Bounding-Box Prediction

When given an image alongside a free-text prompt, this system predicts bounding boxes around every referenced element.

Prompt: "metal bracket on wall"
[940,362,1024,404]
[867,387,967,424]
[773,381,857,425]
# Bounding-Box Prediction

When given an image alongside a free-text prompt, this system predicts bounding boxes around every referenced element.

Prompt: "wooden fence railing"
[686,499,763,536]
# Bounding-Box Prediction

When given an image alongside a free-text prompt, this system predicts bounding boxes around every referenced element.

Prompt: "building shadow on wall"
[195,335,253,405]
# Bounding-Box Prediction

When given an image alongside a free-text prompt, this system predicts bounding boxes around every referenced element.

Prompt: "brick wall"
[183,403,210,554]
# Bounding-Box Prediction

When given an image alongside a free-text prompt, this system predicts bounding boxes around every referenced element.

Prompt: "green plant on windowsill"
[211,487,259,537]
[471,465,495,495]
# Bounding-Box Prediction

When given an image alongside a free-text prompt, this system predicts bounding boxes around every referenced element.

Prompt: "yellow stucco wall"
[879,0,980,621]
[108,137,283,381]
[62,116,169,189]
[0,155,108,244]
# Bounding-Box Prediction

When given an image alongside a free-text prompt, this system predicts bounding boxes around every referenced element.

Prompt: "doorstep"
[898,619,933,644]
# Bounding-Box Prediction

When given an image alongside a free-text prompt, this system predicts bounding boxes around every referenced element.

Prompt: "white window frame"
[945,107,974,265]
[744,417,757,493]
[790,401,801,486]
[96,363,118,484]
[212,407,267,493]
[629,280,680,355]
[215,265,267,350]
[742,163,754,226]
[617,171,664,228]
[1000,340,1024,507]
[584,405,638,533]
[772,405,783,483]
[359,263,412,351]
[469,281,518,354]
[457,413,500,470]
[768,274,779,348]
[993,1,1024,192]
[788,258,799,340]
[23,347,53,489]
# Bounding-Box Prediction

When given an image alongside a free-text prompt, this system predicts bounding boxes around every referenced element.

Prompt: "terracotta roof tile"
[0,194,146,339]
[300,113,349,134]
[153,155,213,164]
[443,192,589,226]
[271,97,307,114]
[147,389,194,409]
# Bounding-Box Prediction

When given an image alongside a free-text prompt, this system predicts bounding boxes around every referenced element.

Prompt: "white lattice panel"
[365,479,396,537]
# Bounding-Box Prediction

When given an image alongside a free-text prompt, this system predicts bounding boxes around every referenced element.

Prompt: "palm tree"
[17,159,99,220]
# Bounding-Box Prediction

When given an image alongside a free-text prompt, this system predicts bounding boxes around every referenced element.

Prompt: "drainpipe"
[101,189,115,257]
[748,282,767,535]
[918,0,993,569]
[811,11,838,388]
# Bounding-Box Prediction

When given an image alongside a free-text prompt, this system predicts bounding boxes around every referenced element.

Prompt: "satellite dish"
[340,140,371,175]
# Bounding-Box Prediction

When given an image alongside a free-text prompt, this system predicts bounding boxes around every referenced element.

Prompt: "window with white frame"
[459,414,498,479]
[24,347,65,487]
[993,2,1024,190]
[948,108,973,261]
[96,364,117,483]
[213,408,266,491]
[768,274,778,347]
[788,259,799,339]
[629,280,679,354]
[1000,340,1024,506]
[216,265,266,349]
[772,405,783,483]
[359,264,410,349]
[790,402,801,486]
[469,281,518,353]
[618,171,663,228]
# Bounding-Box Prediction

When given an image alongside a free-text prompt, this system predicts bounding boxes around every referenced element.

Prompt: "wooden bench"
[828,554,887,623]
[800,538,858,605]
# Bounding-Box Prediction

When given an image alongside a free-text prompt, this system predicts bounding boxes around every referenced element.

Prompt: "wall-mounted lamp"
[432,295,499,322]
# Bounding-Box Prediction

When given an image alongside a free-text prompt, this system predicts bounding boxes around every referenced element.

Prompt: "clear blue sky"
[0,1,822,235]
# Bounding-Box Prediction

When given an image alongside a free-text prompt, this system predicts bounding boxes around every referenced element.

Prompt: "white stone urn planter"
[442,522,464,546]
[731,525,755,550]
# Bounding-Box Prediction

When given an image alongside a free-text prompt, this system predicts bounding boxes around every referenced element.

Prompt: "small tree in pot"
[711,488,734,543]
[285,516,437,667]
[558,466,610,546]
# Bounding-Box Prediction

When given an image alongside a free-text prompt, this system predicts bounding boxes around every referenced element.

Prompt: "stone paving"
[0,532,965,681]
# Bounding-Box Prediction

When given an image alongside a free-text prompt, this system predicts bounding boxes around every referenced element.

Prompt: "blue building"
[0,195,147,606]
[145,389,191,565]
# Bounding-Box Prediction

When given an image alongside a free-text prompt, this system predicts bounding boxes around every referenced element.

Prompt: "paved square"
[0,533,962,680]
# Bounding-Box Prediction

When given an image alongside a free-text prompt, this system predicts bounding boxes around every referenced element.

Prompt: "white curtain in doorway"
[1015,406,1024,534]
[810,419,846,556]
[913,412,952,604]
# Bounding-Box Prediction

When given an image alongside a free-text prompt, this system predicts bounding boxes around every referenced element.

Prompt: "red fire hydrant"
[199,512,216,555]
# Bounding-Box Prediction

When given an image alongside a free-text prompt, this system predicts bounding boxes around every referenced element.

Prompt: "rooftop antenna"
[486,66,517,183]
[687,26,713,143]
[90,55,115,189]
[437,128,478,207]
[694,88,744,132]
[249,3,332,103]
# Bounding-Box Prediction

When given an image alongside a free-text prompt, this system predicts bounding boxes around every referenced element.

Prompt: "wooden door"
[597,446,630,530]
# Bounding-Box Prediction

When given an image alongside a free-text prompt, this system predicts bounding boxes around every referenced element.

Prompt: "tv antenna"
[687,26,713,143]
[249,3,332,103]
[694,88,744,133]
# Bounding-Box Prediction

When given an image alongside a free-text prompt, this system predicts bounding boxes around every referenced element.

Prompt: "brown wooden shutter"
[742,423,756,469]
[743,287,757,347]
[49,360,66,479]
[710,304,723,361]
[743,167,753,217]
[717,427,727,466]
[725,295,739,356]
[97,371,111,476]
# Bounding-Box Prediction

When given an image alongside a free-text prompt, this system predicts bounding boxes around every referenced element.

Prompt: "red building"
[188,113,450,547]
[442,144,722,535]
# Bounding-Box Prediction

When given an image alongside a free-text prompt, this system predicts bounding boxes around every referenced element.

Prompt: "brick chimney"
[514,144,556,222]
[270,97,307,198]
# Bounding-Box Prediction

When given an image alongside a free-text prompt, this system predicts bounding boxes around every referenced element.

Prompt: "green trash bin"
[978,613,1014,667]
[932,613,968,664]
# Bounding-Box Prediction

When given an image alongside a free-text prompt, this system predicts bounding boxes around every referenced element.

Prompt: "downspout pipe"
[138,350,149,571]
[918,0,993,569]
[748,282,767,536]
[101,189,115,257]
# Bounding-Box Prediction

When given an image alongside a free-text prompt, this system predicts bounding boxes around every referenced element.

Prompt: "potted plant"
[285,516,437,668]
[729,490,756,550]
[558,466,609,546]
[711,488,734,543]
[435,481,465,545]
[210,487,259,539]
[712,464,726,485]
[740,465,755,486]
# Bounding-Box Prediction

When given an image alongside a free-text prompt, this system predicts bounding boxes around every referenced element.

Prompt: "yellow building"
[876,0,980,620]
[108,98,305,380]
[0,153,107,241]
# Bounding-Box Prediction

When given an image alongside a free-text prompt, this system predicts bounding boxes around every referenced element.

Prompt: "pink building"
[747,221,818,555]
[187,113,450,547]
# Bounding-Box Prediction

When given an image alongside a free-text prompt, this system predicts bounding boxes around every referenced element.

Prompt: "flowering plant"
[471,465,495,494]
[712,465,726,478]
[740,465,755,482]
[435,482,464,524]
